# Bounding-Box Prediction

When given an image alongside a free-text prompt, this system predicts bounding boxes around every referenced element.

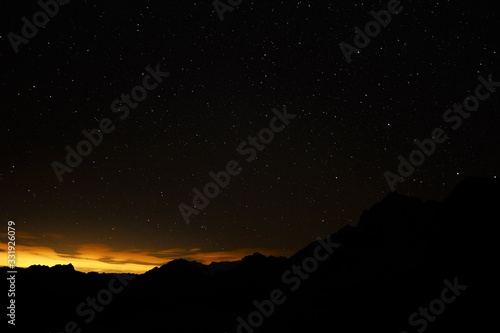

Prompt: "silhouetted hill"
[5,176,497,332]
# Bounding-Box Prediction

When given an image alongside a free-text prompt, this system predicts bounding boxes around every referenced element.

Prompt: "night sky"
[1,0,499,273]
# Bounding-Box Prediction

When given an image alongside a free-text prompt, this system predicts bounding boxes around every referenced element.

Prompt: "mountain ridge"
[4,176,497,332]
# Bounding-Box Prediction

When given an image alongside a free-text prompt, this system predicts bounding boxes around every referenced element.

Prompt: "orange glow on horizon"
[1,242,293,274]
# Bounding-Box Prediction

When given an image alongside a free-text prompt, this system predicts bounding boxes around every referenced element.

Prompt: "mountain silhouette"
[4,176,497,332]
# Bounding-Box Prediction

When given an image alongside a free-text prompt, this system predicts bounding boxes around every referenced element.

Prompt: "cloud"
[0,231,65,241]
[16,231,40,240]
[5,242,293,274]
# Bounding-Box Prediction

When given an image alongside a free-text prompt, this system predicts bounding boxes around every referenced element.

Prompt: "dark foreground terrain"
[4,176,497,332]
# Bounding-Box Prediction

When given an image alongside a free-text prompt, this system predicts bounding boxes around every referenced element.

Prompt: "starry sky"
[1,0,499,273]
